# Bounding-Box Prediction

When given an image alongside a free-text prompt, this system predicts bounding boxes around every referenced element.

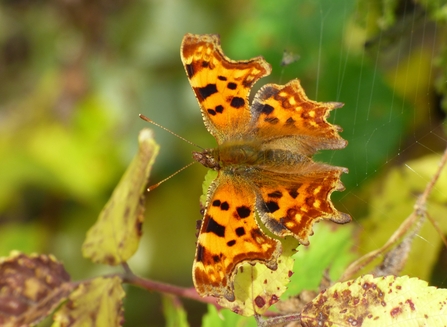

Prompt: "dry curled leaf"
[0,252,72,327]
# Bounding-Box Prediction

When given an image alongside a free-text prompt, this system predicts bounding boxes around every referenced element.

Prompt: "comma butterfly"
[181,33,351,302]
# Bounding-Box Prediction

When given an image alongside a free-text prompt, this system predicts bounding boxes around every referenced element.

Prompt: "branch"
[340,146,447,281]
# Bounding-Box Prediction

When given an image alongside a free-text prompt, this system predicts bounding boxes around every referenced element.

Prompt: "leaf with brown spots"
[217,236,299,317]
[82,129,159,265]
[301,274,447,327]
[52,276,125,327]
[0,252,72,327]
[181,34,350,308]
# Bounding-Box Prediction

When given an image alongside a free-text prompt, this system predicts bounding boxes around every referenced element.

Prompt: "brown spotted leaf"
[0,252,72,327]
[82,128,159,265]
[301,274,447,327]
[52,276,125,327]
[217,236,299,316]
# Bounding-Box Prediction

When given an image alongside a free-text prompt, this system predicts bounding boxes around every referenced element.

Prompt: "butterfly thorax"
[193,140,310,172]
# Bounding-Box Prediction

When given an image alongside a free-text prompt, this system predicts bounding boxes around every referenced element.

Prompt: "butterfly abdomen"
[217,142,309,169]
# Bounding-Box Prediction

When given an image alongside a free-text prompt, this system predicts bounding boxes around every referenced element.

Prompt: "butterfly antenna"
[139,114,204,150]
[147,161,196,191]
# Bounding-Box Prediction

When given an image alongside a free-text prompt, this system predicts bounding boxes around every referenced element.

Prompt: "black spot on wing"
[265,201,280,213]
[227,240,236,246]
[197,84,218,100]
[230,97,245,108]
[267,190,283,198]
[258,104,274,115]
[288,188,299,199]
[201,61,209,68]
[285,117,296,125]
[185,64,194,78]
[218,75,227,81]
[236,206,251,218]
[235,227,246,237]
[196,243,205,262]
[212,255,221,263]
[227,82,237,90]
[207,109,216,116]
[213,199,229,210]
[220,201,230,210]
[215,105,224,113]
[264,117,279,124]
[205,216,225,237]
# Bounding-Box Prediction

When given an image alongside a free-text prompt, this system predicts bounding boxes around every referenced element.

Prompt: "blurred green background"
[0,0,446,326]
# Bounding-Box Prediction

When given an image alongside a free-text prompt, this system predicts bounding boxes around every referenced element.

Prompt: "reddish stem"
[121,267,222,309]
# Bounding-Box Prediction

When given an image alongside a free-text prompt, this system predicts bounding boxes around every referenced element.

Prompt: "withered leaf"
[0,252,72,327]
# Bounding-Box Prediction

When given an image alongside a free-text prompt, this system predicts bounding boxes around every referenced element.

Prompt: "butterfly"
[180,33,350,302]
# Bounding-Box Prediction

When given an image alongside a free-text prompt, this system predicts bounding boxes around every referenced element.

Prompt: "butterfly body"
[181,33,350,302]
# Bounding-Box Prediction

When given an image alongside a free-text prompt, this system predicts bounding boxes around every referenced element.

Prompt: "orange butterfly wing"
[193,174,280,301]
[246,81,351,244]
[181,34,280,301]
[181,34,271,142]
[180,33,350,303]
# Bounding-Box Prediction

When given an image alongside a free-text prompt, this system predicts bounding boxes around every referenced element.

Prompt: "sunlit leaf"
[0,252,72,327]
[82,128,159,265]
[52,276,124,327]
[301,274,447,326]
[217,237,298,317]
[360,155,447,280]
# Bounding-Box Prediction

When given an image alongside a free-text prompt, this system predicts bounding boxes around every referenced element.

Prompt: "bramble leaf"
[217,237,299,316]
[0,252,72,327]
[82,128,159,265]
[52,276,125,327]
[302,274,447,326]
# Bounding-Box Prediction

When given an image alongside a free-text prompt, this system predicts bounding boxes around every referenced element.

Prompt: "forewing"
[254,164,351,245]
[193,172,281,301]
[251,79,347,154]
[181,33,271,142]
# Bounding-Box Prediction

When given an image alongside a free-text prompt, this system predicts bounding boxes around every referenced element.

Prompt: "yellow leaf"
[52,276,125,327]
[360,154,447,280]
[82,129,159,265]
[217,237,299,316]
[302,274,447,326]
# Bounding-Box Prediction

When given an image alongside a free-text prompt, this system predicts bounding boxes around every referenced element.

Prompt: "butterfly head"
[193,149,220,171]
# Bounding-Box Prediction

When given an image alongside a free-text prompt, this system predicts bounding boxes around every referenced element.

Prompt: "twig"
[340,146,447,281]
[121,269,222,309]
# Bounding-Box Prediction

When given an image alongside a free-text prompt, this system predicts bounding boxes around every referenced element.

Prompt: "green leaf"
[202,305,257,327]
[285,222,356,297]
[82,128,159,265]
[199,170,217,208]
[162,295,190,327]
[52,276,125,327]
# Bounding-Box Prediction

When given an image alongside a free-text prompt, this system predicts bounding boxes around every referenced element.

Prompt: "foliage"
[0,0,446,326]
